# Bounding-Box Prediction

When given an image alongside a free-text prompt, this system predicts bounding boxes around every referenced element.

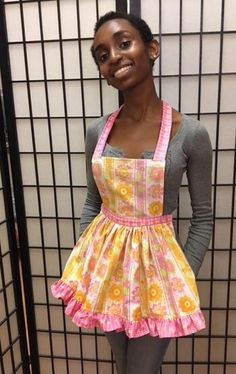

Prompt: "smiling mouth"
[113,64,133,78]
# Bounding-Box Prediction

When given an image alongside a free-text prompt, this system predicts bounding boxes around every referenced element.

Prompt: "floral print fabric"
[93,157,165,218]
[51,102,205,338]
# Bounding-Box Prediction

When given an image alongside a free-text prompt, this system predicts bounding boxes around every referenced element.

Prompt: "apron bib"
[51,102,205,338]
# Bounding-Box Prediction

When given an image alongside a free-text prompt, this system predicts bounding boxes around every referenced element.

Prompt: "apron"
[51,102,205,338]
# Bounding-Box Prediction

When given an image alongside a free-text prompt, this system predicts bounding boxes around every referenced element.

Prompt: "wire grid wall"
[0,91,30,373]
[0,0,236,373]
[0,153,21,374]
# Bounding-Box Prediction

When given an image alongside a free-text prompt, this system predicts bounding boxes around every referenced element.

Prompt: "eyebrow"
[93,30,130,54]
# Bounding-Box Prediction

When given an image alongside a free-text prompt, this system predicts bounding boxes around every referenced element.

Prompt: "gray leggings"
[106,331,170,374]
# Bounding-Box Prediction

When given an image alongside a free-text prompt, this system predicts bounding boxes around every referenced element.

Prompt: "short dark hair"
[91,11,154,64]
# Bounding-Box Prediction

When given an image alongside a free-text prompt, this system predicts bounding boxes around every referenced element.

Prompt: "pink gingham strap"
[93,101,172,161]
[93,106,124,158]
[153,101,172,161]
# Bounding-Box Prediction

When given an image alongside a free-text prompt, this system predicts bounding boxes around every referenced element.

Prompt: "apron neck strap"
[93,101,172,160]
[93,105,124,158]
[153,101,172,161]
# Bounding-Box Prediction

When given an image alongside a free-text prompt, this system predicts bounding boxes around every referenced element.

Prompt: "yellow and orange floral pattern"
[148,202,162,216]
[148,284,163,302]
[178,296,197,314]
[132,307,142,321]
[52,104,205,337]
[108,284,123,302]
[91,158,167,219]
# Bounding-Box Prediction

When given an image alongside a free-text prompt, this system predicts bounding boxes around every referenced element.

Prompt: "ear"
[147,39,160,62]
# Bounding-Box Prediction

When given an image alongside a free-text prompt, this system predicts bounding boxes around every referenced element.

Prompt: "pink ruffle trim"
[51,280,206,338]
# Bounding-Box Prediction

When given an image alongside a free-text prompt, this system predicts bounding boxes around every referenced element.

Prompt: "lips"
[113,63,133,78]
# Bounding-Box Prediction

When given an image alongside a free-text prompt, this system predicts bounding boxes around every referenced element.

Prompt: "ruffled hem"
[51,280,206,338]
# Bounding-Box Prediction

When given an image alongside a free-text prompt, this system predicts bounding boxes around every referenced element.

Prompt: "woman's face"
[92,18,157,92]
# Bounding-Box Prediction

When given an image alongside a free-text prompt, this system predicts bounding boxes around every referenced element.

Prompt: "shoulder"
[85,113,110,153]
[181,114,209,138]
[180,114,212,156]
[86,114,110,140]
[84,114,110,159]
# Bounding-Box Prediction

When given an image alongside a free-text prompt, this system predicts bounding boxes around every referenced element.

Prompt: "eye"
[120,40,131,49]
[97,52,109,64]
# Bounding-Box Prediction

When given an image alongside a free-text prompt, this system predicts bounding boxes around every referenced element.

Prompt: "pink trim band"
[154,102,172,161]
[101,204,173,227]
[93,106,124,159]
[51,280,206,338]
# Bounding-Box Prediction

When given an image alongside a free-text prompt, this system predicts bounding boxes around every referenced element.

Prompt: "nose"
[109,47,122,64]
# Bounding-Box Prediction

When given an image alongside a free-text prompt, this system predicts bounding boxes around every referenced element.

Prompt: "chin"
[112,78,138,92]
[122,80,147,94]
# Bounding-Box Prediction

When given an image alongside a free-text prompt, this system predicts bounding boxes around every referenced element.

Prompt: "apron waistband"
[101,204,173,227]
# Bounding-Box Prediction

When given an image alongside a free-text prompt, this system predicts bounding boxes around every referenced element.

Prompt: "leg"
[105,331,128,374]
[126,335,171,374]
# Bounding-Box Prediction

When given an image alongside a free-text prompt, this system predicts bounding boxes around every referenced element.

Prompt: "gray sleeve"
[183,124,213,275]
[79,119,104,235]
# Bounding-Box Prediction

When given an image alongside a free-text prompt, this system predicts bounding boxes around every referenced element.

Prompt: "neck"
[121,77,161,121]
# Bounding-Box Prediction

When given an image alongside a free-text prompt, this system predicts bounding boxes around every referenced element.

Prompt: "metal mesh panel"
[1,0,236,373]
[0,91,30,374]
[0,208,22,372]
[0,174,23,372]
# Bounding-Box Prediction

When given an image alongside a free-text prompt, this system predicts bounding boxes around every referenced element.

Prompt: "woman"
[52,11,213,374]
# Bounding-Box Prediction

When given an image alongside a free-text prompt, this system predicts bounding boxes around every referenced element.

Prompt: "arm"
[183,124,213,275]
[79,119,104,235]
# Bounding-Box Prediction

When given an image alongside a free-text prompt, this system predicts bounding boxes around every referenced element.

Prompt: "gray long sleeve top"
[80,113,213,276]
